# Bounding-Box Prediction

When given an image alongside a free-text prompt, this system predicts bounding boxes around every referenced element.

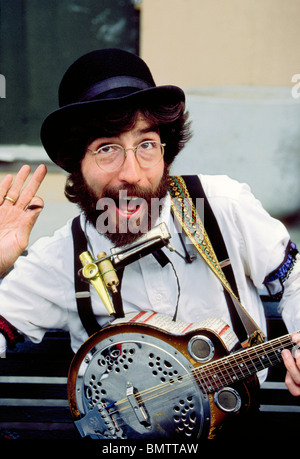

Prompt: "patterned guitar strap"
[168,175,265,347]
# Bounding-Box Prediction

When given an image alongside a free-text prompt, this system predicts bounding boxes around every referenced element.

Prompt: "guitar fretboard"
[192,333,297,394]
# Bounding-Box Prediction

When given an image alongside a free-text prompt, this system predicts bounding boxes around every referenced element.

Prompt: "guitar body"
[68,313,259,440]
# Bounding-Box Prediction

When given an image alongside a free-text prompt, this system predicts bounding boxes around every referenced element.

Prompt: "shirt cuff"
[0,333,6,355]
[263,241,298,300]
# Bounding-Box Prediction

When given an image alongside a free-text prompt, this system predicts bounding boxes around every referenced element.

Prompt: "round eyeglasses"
[87,140,165,172]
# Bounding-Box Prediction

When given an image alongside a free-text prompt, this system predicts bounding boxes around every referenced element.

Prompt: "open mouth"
[115,195,145,219]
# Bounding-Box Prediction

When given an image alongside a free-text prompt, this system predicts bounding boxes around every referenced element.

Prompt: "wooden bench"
[257,298,300,437]
[0,330,79,439]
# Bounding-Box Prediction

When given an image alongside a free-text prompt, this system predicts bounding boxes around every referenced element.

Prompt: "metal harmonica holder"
[79,223,172,316]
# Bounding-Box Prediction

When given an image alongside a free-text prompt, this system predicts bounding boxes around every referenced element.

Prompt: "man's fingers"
[285,371,300,396]
[16,164,47,208]
[0,174,14,204]
[282,336,300,397]
[27,164,47,190]
[26,196,44,211]
[1,165,32,206]
[282,349,300,378]
[0,165,47,209]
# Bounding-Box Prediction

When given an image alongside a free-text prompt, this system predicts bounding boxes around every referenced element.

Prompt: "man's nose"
[117,149,141,184]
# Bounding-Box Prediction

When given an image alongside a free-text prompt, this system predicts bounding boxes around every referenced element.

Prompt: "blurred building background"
[0,0,300,244]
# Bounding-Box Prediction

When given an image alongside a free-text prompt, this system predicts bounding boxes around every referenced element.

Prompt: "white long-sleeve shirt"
[0,174,299,354]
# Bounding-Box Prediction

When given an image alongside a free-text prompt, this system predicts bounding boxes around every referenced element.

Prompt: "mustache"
[101,184,155,204]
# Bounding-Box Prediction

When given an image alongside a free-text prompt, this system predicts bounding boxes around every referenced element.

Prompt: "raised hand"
[282,332,300,396]
[0,164,47,276]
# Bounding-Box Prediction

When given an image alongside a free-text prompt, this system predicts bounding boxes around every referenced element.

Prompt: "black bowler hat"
[40,48,185,171]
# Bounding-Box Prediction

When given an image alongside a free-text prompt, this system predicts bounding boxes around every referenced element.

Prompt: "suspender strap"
[168,175,265,345]
[72,216,125,336]
[111,267,125,318]
[182,175,239,298]
[181,175,246,341]
[72,216,101,337]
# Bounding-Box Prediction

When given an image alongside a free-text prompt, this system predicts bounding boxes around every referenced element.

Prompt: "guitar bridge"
[126,382,151,429]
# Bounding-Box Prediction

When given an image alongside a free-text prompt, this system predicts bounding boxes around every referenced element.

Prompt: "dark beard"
[68,165,169,247]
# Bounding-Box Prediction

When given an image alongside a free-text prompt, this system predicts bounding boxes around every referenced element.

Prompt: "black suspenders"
[71,216,102,337]
[181,175,247,342]
[72,216,125,337]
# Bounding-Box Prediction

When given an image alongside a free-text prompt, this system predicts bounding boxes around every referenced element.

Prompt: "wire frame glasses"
[88,140,165,172]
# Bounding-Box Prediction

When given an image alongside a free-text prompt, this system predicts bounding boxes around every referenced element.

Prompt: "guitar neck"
[193,332,298,394]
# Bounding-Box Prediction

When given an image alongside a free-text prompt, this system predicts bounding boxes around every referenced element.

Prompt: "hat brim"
[40,85,185,172]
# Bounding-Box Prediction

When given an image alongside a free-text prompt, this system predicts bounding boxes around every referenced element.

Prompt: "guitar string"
[102,354,272,418]
[91,333,296,418]
[192,334,295,387]
[107,372,198,417]
[112,340,286,413]
[106,338,287,417]
[88,334,295,418]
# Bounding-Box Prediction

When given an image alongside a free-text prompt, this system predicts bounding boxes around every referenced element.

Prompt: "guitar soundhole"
[148,353,180,383]
[173,396,197,437]
[214,387,242,413]
[188,335,215,362]
[85,346,136,407]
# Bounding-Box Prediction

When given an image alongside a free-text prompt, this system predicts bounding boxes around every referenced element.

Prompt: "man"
[0,49,299,437]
